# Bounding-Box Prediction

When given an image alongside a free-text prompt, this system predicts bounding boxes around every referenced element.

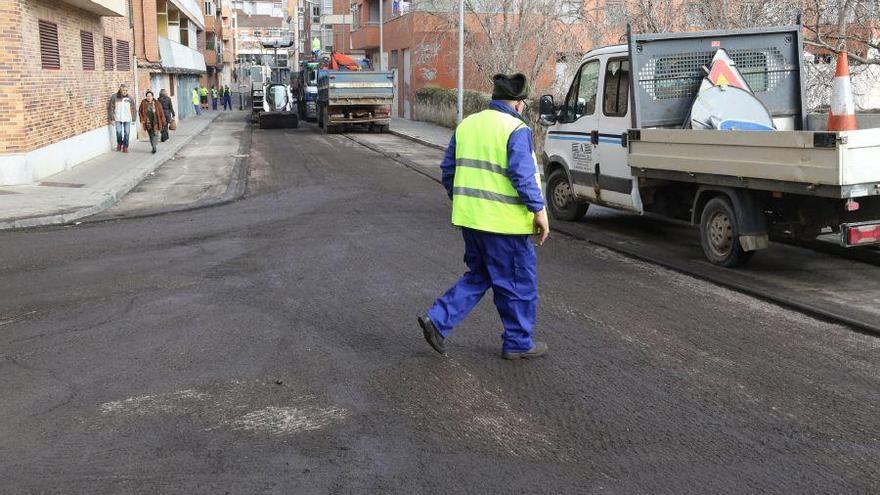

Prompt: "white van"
[539,25,880,267]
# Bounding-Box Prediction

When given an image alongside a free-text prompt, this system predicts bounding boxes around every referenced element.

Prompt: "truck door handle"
[590,130,599,145]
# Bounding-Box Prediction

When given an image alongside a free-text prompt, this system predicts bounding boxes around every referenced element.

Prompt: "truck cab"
[542,45,637,214]
[296,61,319,121]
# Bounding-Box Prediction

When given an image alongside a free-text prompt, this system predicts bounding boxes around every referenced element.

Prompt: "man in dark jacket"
[157,89,175,142]
[222,85,232,110]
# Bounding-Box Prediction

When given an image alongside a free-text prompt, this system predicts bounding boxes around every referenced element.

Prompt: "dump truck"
[539,24,880,267]
[316,59,394,134]
[294,60,319,121]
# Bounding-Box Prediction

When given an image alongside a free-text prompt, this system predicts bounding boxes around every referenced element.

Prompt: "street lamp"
[379,0,384,70]
[457,0,463,123]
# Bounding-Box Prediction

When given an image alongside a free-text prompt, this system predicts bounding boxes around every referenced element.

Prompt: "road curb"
[388,129,447,151]
[345,134,441,183]
[0,113,222,231]
[74,114,254,226]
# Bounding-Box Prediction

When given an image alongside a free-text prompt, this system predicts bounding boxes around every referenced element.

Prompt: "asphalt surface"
[352,131,880,333]
[1,122,878,493]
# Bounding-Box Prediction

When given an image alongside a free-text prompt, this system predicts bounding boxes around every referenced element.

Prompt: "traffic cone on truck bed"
[827,51,857,131]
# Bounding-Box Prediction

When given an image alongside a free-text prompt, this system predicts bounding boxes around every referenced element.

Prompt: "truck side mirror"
[539,94,556,125]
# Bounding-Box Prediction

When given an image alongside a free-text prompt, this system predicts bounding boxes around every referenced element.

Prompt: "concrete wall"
[807,113,880,131]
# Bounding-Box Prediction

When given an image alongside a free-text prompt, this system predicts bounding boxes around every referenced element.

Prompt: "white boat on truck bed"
[539,24,880,266]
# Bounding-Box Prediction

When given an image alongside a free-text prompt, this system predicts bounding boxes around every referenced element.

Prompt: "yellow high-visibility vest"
[451,109,538,235]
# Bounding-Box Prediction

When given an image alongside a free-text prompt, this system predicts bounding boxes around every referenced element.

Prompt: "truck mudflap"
[840,221,880,247]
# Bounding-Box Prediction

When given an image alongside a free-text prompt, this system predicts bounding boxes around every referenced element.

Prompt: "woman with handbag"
[157,89,176,142]
[138,90,167,154]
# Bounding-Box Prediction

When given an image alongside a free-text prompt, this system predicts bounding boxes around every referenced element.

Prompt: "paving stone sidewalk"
[0,112,221,230]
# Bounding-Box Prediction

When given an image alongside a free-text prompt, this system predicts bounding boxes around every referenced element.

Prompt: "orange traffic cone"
[827,51,857,131]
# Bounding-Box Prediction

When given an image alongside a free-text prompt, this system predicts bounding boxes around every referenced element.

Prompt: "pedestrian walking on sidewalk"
[211,85,219,111]
[192,87,201,116]
[158,89,175,142]
[199,85,209,110]
[418,73,550,360]
[222,85,232,110]
[108,84,136,153]
[138,90,167,154]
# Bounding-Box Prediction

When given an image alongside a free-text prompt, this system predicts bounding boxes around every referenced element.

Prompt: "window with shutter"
[39,20,60,70]
[116,39,130,71]
[103,36,113,70]
[81,31,95,70]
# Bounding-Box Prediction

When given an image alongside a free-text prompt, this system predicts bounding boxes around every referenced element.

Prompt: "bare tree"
[419,0,593,96]
[605,0,880,109]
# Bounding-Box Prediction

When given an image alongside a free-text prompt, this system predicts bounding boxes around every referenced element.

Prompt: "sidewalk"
[0,112,221,230]
[390,118,452,151]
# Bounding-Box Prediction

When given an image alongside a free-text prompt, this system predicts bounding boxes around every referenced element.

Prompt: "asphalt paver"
[0,123,878,493]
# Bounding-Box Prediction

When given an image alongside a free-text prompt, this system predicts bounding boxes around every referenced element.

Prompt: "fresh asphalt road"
[1,122,878,493]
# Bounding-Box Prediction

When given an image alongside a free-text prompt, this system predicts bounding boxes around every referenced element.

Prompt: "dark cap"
[492,73,529,100]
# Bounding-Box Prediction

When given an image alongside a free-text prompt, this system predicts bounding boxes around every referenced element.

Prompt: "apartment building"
[232,0,295,67]
[0,0,134,186]
[130,0,207,123]
[302,0,360,60]
[202,0,235,88]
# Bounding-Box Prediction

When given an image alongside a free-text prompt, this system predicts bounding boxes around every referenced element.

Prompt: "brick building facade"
[0,0,133,185]
[200,0,236,89]
[130,0,206,124]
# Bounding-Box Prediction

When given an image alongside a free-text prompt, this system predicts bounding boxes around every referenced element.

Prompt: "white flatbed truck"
[539,25,880,266]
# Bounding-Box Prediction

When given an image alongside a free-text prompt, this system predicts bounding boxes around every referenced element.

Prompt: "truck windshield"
[561,60,600,122]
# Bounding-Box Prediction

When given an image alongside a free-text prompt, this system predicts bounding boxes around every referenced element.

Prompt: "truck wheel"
[379,124,390,133]
[699,196,754,267]
[546,169,588,221]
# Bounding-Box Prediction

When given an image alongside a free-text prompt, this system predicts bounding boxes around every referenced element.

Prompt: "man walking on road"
[222,85,232,110]
[199,85,209,111]
[418,73,550,360]
[108,84,136,153]
[211,85,219,111]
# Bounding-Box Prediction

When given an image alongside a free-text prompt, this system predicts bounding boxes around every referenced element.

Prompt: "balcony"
[204,50,218,66]
[168,0,205,30]
[350,24,379,50]
[205,15,217,32]
[60,0,126,16]
[158,36,207,74]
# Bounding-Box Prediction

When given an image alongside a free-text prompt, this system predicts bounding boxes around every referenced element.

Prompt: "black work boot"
[501,341,548,360]
[418,315,447,356]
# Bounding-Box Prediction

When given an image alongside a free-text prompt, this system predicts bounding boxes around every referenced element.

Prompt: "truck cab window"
[603,58,630,117]
[562,60,599,122]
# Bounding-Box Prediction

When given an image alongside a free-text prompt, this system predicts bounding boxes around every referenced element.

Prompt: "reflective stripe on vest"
[451,109,535,235]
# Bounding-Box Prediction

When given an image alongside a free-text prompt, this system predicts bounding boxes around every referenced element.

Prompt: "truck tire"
[546,169,588,221]
[699,196,754,267]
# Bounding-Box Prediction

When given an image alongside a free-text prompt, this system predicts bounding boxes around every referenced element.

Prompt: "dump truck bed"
[628,128,880,199]
[317,71,394,105]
